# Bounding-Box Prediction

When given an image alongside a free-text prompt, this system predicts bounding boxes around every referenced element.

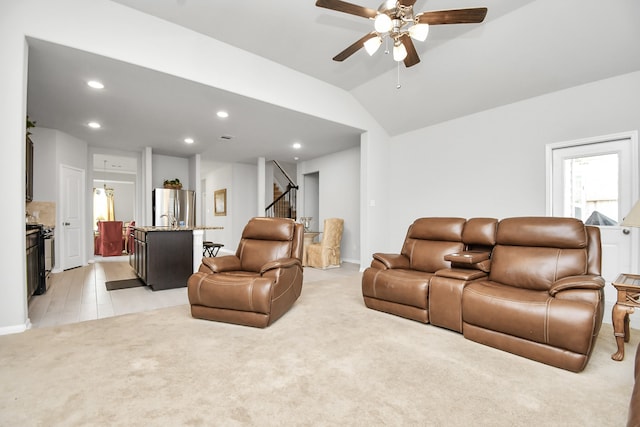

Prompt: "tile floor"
[28,256,361,329]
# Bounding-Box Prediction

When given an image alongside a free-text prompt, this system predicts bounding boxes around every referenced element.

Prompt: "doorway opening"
[91,153,138,261]
[303,172,319,232]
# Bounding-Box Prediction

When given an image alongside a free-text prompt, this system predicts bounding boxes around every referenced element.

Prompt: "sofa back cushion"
[462,218,498,247]
[401,217,465,273]
[236,217,301,272]
[489,217,589,291]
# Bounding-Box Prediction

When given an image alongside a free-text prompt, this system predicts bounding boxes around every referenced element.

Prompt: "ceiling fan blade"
[333,32,378,62]
[416,8,488,25]
[315,0,377,19]
[398,0,417,7]
[400,34,420,67]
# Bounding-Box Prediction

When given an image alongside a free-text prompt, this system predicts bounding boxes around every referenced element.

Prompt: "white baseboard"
[0,320,30,336]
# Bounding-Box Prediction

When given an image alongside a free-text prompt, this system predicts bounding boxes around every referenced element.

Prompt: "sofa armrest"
[372,253,410,269]
[201,255,242,273]
[435,268,487,281]
[260,258,302,274]
[444,251,492,273]
[444,251,490,264]
[548,275,605,296]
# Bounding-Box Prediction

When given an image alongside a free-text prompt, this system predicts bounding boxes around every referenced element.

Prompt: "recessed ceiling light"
[292,142,302,149]
[216,111,229,118]
[184,138,194,144]
[294,156,300,161]
[87,80,104,89]
[88,121,101,129]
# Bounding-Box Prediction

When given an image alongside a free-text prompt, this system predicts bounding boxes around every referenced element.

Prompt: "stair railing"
[265,160,298,220]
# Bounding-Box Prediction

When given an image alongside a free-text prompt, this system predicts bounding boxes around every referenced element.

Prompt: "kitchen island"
[129,226,223,291]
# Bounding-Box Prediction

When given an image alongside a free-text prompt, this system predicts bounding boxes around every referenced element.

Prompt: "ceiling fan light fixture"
[380,0,396,11]
[409,23,429,42]
[392,42,407,62]
[363,36,382,56]
[374,13,392,33]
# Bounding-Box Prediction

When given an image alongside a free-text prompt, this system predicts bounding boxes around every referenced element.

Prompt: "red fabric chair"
[97,221,124,256]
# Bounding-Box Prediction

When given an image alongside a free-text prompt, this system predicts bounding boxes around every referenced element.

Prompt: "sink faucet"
[160,214,177,228]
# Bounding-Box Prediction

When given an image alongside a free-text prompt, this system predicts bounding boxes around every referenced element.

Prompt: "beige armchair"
[305,218,344,269]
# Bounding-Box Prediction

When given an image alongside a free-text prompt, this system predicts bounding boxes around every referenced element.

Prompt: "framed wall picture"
[214,189,227,216]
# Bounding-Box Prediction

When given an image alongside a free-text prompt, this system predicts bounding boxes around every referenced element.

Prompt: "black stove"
[26,224,54,295]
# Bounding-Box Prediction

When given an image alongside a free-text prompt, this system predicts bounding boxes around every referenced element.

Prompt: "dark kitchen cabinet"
[132,229,147,283]
[26,136,33,202]
[130,229,192,291]
[26,230,39,299]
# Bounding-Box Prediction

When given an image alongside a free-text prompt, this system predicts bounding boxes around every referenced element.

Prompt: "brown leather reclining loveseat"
[362,216,605,372]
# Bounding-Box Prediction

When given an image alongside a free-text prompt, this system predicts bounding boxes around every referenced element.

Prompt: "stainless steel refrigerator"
[153,188,196,227]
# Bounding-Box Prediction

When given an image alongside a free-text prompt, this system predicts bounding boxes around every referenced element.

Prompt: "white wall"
[298,146,361,263]
[303,172,320,232]
[232,163,258,244]
[204,164,233,251]
[360,129,391,268]
[386,71,640,250]
[152,154,190,190]
[201,162,258,253]
[189,155,200,226]
[30,127,56,200]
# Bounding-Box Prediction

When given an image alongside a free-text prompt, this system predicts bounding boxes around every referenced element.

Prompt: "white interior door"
[61,165,85,270]
[548,131,638,307]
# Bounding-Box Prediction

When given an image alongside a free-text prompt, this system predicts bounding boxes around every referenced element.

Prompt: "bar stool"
[203,241,223,257]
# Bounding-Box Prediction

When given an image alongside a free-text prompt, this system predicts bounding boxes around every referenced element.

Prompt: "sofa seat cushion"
[188,271,274,314]
[463,281,599,355]
[362,268,432,309]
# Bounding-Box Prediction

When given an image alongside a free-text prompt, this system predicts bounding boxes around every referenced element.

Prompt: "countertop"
[133,226,223,232]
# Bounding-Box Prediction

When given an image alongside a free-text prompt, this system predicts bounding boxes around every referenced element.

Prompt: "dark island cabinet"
[130,229,193,291]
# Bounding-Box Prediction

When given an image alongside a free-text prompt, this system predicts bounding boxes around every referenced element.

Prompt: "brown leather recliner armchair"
[187,217,304,328]
[361,217,467,323]
[462,217,605,372]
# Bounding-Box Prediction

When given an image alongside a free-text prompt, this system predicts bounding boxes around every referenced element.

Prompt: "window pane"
[563,153,618,225]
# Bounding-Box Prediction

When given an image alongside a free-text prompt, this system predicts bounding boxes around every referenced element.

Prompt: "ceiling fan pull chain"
[396,61,401,89]
[384,36,390,55]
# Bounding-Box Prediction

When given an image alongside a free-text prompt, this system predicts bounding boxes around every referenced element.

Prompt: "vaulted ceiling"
[26,0,640,168]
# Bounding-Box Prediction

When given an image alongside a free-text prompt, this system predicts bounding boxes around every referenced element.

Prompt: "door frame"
[545,130,639,274]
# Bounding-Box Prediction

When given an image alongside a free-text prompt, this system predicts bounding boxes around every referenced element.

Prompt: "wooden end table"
[611,273,640,361]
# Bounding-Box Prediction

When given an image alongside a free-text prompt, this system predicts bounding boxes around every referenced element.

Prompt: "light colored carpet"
[0,271,637,426]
